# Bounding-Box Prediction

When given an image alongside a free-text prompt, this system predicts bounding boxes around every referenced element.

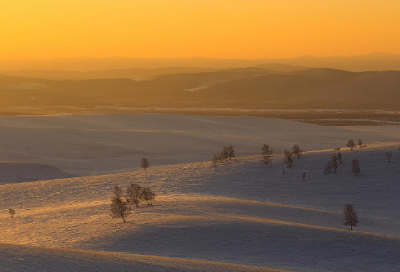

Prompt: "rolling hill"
[1,114,400,176]
[1,141,400,271]
[1,68,400,110]
[0,162,74,185]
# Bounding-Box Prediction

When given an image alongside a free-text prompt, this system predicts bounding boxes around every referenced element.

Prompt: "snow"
[1,115,400,271]
[0,113,399,176]
[0,162,73,185]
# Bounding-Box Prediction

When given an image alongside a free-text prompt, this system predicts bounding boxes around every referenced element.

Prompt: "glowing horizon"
[1,0,400,61]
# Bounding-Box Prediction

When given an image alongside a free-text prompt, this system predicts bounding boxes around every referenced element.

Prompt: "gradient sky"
[1,0,400,60]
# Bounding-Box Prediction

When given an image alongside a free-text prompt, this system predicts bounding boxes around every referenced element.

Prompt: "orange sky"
[1,0,400,60]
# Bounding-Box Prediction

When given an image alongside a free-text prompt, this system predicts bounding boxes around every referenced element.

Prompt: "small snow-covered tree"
[262,144,273,156]
[292,144,303,158]
[141,158,150,171]
[386,152,393,162]
[283,150,293,167]
[343,204,359,230]
[347,139,356,151]
[8,208,15,219]
[337,152,343,164]
[110,185,130,223]
[351,159,360,176]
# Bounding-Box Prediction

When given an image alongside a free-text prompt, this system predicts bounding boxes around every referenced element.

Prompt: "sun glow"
[1,0,400,61]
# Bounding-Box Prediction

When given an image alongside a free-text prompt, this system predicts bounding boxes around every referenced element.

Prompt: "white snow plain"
[0,114,400,271]
[0,113,399,176]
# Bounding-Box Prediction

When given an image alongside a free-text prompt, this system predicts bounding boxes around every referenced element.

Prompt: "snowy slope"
[0,243,290,272]
[0,113,399,176]
[0,142,400,271]
[0,162,74,185]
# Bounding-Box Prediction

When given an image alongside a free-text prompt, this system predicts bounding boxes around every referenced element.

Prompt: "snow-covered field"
[1,114,400,271]
[0,113,399,176]
[1,141,400,270]
[0,162,74,185]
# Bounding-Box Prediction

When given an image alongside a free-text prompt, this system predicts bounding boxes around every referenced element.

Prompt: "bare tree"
[126,183,142,208]
[337,152,343,164]
[302,172,306,181]
[261,155,271,168]
[262,144,273,156]
[141,158,150,171]
[292,144,303,158]
[331,155,338,172]
[386,152,393,162]
[283,150,293,167]
[227,145,235,161]
[347,139,355,151]
[324,161,332,174]
[222,146,229,161]
[351,159,360,176]
[217,151,226,163]
[8,208,15,219]
[357,139,363,148]
[110,185,130,223]
[142,187,156,205]
[343,204,359,230]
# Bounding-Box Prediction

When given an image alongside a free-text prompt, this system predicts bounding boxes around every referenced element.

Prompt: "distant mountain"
[1,68,400,110]
[255,63,308,72]
[1,67,217,80]
[1,52,400,72]
[278,52,400,72]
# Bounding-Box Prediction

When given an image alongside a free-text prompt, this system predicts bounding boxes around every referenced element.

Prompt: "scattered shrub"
[8,208,15,219]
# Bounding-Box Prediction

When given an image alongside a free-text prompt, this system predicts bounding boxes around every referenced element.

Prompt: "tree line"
[212,145,235,166]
